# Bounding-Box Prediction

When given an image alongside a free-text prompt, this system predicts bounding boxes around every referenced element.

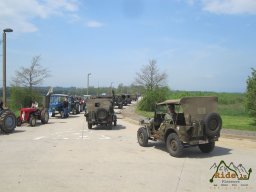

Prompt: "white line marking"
[33,136,46,140]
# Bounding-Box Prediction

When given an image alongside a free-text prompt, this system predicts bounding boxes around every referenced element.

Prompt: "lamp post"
[2,28,13,108]
[87,73,91,95]
[110,82,114,94]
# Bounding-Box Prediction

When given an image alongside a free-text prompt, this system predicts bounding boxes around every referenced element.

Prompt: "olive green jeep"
[85,97,117,129]
[137,96,222,157]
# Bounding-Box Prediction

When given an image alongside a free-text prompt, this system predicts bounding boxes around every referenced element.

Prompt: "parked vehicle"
[17,107,49,127]
[0,101,16,133]
[137,96,222,157]
[85,97,117,129]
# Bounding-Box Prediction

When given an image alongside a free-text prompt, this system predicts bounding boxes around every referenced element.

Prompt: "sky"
[0,0,256,93]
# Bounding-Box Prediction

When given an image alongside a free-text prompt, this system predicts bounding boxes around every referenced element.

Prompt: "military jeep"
[85,97,117,129]
[137,96,222,157]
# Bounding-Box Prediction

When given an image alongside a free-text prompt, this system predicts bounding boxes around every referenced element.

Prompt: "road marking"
[33,136,46,140]
[99,135,111,140]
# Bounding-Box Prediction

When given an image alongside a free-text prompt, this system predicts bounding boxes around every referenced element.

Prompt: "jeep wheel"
[137,127,148,147]
[198,142,215,153]
[41,109,49,124]
[204,113,222,137]
[0,110,16,133]
[29,116,36,127]
[88,123,92,129]
[166,133,183,157]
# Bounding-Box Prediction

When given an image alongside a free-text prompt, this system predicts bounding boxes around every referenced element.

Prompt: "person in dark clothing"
[0,100,3,111]
[63,97,69,118]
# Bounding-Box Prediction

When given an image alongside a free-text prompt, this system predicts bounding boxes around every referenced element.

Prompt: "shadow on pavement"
[145,141,232,158]
[90,124,126,131]
[0,129,26,135]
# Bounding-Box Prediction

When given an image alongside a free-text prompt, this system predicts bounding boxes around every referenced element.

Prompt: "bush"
[9,87,42,112]
[138,87,170,111]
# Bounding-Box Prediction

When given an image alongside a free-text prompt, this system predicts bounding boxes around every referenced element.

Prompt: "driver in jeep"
[165,104,177,123]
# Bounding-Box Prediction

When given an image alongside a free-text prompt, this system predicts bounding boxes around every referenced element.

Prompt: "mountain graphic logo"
[209,160,252,183]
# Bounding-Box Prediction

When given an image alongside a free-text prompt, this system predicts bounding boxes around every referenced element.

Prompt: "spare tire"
[204,113,222,137]
[96,108,108,120]
[0,110,16,133]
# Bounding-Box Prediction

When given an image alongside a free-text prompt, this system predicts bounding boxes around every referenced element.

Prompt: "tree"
[245,68,256,119]
[12,56,50,90]
[135,60,167,91]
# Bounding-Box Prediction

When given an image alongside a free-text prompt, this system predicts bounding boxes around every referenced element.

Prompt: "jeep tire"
[137,127,148,147]
[166,133,184,157]
[0,110,16,133]
[88,123,92,129]
[198,142,215,153]
[204,113,222,137]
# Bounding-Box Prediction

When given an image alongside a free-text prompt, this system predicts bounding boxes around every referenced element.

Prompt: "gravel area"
[121,102,256,141]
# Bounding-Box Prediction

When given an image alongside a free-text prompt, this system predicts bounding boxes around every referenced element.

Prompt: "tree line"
[3,55,256,124]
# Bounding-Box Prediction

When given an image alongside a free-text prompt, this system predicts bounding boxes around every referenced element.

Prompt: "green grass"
[222,115,256,131]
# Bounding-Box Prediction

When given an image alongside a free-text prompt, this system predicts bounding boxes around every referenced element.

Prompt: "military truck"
[85,97,117,129]
[137,96,222,157]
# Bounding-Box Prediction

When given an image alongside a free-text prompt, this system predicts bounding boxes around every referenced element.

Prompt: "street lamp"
[2,28,13,108]
[87,73,91,95]
[110,82,114,94]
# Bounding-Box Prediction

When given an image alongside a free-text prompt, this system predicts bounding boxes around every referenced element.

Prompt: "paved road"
[0,110,255,192]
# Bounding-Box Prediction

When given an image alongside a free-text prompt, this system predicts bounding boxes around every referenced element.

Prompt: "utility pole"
[2,28,13,108]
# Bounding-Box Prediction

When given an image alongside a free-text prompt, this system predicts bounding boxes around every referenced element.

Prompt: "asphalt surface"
[0,105,255,192]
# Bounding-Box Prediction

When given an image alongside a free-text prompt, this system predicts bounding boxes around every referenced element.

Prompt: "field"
[137,91,256,131]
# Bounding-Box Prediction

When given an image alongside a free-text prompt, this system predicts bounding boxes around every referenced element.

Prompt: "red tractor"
[17,107,49,127]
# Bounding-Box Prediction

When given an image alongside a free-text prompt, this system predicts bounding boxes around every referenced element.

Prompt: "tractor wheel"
[0,110,16,133]
[29,116,36,127]
[41,109,49,124]
[137,127,148,147]
[166,133,184,157]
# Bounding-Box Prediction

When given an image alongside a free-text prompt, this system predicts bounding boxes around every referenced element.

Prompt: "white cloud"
[86,20,104,28]
[0,0,79,33]
[202,0,256,14]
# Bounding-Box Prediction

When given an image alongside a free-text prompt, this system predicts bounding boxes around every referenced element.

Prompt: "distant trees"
[135,60,170,111]
[135,59,167,91]
[10,56,50,110]
[12,56,50,90]
[245,68,256,121]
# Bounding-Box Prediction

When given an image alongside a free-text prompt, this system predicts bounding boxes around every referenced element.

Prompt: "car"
[137,96,222,157]
[85,97,117,129]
